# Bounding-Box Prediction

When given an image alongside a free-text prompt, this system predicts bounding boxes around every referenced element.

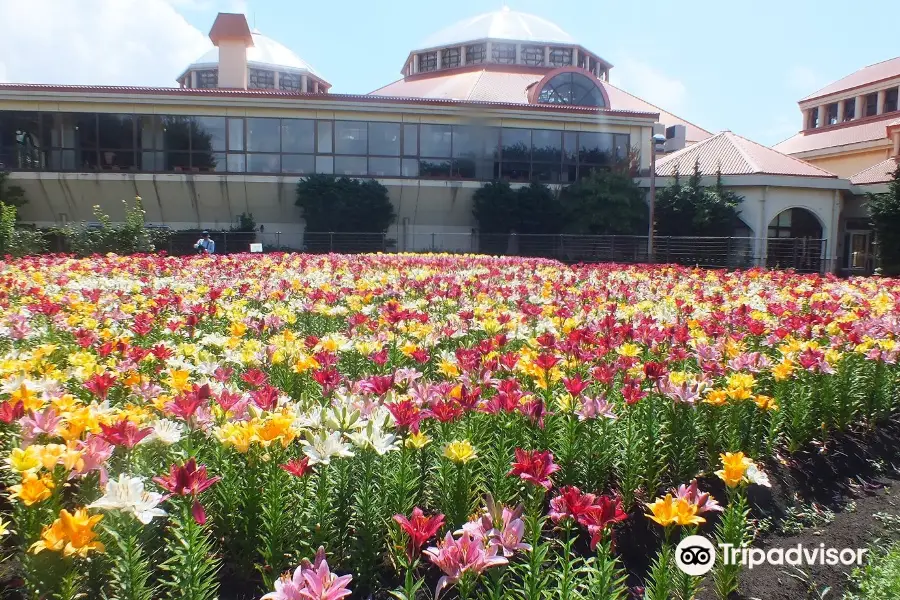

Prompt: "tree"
[867,163,900,275]
[0,170,26,208]
[473,181,563,235]
[295,175,396,233]
[654,161,743,237]
[559,169,648,235]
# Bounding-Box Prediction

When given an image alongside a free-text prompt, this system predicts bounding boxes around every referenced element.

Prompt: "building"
[0,8,892,272]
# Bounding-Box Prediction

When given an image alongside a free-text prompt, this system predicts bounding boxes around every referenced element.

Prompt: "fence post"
[666,237,671,264]
[382,233,387,253]
[431,232,436,250]
[222,232,228,254]
[610,235,615,262]
[276,232,281,249]
[726,237,732,266]
[329,232,334,253]
[793,239,799,270]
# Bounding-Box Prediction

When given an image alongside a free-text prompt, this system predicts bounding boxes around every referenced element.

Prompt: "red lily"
[579,495,628,550]
[84,372,117,400]
[0,400,24,423]
[508,448,560,490]
[281,457,312,478]
[549,486,598,524]
[153,459,221,524]
[99,419,153,449]
[386,399,423,432]
[394,507,445,560]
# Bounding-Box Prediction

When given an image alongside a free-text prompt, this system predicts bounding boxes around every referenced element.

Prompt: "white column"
[856,95,865,118]
[877,90,886,114]
[486,41,492,63]
[191,71,197,88]
[313,80,319,93]
[818,104,828,127]
[756,186,768,267]
[460,46,465,66]
[414,54,419,74]
[573,47,579,68]
[273,71,280,90]
[301,74,308,93]
[836,100,844,123]
[544,46,551,66]
[436,50,442,70]
[515,44,521,64]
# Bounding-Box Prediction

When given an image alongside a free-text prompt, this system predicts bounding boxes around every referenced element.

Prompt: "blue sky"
[2,0,898,147]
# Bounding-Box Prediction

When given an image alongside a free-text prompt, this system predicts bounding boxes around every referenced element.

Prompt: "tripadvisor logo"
[675,535,867,576]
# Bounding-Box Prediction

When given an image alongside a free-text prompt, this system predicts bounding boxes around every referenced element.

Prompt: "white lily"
[302,430,355,465]
[88,474,167,524]
[141,419,184,445]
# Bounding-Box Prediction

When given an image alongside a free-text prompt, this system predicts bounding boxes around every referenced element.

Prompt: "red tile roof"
[657,131,837,179]
[0,83,655,118]
[772,112,898,155]
[802,57,900,102]
[850,157,899,185]
[370,68,712,142]
[208,13,253,45]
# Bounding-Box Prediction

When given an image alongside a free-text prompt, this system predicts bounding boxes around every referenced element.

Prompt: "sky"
[0,0,897,147]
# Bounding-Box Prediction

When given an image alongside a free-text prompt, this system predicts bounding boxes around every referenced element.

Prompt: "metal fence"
[153,231,829,273]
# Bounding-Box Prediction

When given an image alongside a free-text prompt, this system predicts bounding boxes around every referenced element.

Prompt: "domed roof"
[420,7,576,49]
[187,31,321,77]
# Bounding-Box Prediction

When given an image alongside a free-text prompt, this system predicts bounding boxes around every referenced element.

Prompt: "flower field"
[0,253,899,600]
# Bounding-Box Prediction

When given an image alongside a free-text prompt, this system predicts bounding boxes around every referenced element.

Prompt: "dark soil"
[695,416,900,600]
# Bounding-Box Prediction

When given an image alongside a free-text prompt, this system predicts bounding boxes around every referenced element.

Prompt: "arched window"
[537,72,605,107]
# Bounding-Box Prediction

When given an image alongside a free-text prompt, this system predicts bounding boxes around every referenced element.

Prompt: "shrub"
[655,161,744,237]
[559,169,648,235]
[0,170,26,209]
[0,202,45,256]
[59,197,156,256]
[296,175,396,234]
[473,181,563,235]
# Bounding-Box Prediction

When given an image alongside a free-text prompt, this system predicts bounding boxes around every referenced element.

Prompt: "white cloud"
[609,58,688,114]
[0,0,215,87]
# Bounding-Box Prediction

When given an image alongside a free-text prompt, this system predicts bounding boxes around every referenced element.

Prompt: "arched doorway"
[766,208,824,271]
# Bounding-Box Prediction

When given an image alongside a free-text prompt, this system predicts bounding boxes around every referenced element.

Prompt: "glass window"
[246,118,280,152]
[316,155,334,174]
[614,134,631,162]
[452,125,498,179]
[192,150,218,172]
[97,114,134,150]
[197,70,218,89]
[808,107,819,129]
[335,121,367,155]
[281,119,315,153]
[247,153,280,173]
[887,89,899,113]
[368,157,401,177]
[317,121,333,153]
[492,43,516,64]
[419,52,437,72]
[531,130,562,163]
[500,161,530,181]
[843,98,855,122]
[402,158,419,177]
[227,154,246,173]
[537,72,606,107]
[420,124,452,158]
[191,116,226,152]
[465,44,486,65]
[138,115,164,151]
[369,122,401,156]
[563,132,578,163]
[279,72,301,92]
[418,158,451,178]
[282,154,315,174]
[403,124,418,157]
[532,163,561,182]
[334,156,367,175]
[826,103,839,125]
[441,47,461,69]
[249,69,275,89]
[522,45,545,66]
[579,132,614,165]
[549,47,573,67]
[501,128,531,161]
[228,118,244,151]
[866,93,878,117]
[1,111,42,170]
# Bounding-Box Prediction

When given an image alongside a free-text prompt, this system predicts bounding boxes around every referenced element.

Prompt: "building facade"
[0,9,893,272]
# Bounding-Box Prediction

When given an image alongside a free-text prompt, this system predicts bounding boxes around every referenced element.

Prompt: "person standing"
[194,231,216,254]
